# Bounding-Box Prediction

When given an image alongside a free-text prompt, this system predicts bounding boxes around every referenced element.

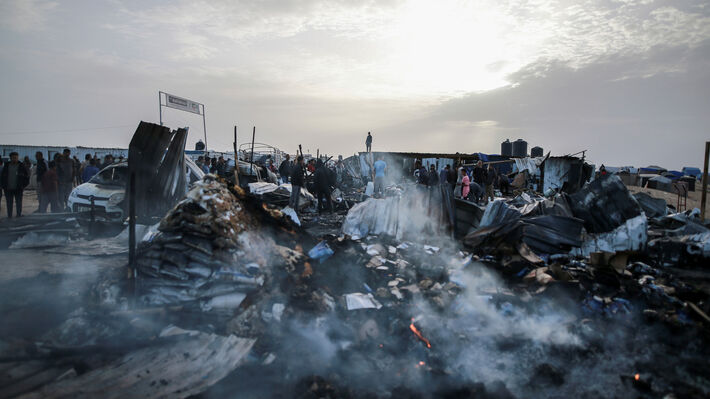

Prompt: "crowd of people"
[413,159,510,204]
[0,149,124,218]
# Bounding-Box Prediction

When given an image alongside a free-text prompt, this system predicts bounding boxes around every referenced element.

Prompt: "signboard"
[165,93,202,115]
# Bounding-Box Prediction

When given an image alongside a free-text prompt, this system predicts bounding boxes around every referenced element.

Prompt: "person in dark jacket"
[0,152,30,218]
[82,159,100,183]
[314,160,333,213]
[39,161,60,213]
[278,154,291,184]
[365,132,373,152]
[472,160,487,186]
[35,151,48,212]
[57,148,75,210]
[417,165,428,186]
[485,164,497,203]
[289,155,305,211]
[427,164,439,187]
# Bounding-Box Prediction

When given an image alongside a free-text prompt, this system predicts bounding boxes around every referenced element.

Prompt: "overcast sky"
[1,0,709,169]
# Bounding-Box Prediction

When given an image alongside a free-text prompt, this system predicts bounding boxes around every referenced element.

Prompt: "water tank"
[501,139,512,157]
[531,146,543,157]
[512,139,528,157]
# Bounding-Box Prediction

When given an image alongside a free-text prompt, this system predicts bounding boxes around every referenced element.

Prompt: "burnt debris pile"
[1,173,710,399]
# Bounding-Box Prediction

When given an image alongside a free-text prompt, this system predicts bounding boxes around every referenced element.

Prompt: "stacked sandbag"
[136,176,266,309]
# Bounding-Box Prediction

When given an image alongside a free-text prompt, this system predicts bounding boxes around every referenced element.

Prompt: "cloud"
[0,0,57,32]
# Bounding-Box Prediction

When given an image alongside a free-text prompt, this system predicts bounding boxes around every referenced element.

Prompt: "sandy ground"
[626,184,708,214]
[0,189,44,220]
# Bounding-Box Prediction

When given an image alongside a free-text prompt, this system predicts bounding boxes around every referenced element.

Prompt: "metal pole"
[128,171,137,276]
[233,126,240,186]
[158,91,163,126]
[249,126,256,178]
[201,104,208,152]
[701,141,709,221]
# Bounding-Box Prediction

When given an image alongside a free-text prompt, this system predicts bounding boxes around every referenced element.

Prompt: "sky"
[0,0,709,169]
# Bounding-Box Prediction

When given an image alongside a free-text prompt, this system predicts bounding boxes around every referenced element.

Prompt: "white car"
[68,157,205,221]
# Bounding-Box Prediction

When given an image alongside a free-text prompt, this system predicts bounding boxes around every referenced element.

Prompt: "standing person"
[196,156,210,174]
[82,159,100,183]
[365,132,373,153]
[72,156,81,186]
[446,164,457,193]
[289,155,305,211]
[35,151,48,211]
[39,161,59,213]
[427,164,439,187]
[473,160,487,187]
[417,164,428,186]
[79,154,91,179]
[373,155,387,198]
[439,165,449,186]
[314,160,333,213]
[485,164,497,203]
[454,165,464,198]
[278,154,291,184]
[461,168,471,200]
[57,148,74,210]
[0,152,29,218]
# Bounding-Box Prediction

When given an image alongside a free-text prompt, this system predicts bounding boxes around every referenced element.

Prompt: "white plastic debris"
[344,293,382,310]
[281,206,301,226]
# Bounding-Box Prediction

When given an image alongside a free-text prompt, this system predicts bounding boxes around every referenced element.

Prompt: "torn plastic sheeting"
[308,241,334,263]
[248,182,280,195]
[571,214,648,257]
[345,293,383,310]
[568,175,643,234]
[513,157,544,175]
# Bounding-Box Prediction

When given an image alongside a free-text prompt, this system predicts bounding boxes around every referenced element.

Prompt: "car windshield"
[89,165,128,187]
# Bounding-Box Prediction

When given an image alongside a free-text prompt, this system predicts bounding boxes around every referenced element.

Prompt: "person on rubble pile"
[279,154,291,184]
[57,148,75,210]
[35,151,48,212]
[485,163,497,204]
[427,164,439,187]
[373,155,387,198]
[289,155,305,211]
[39,161,59,213]
[365,132,373,153]
[0,152,30,218]
[473,160,487,188]
[314,160,333,213]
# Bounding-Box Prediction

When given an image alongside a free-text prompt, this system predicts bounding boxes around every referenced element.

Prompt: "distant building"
[0,144,128,162]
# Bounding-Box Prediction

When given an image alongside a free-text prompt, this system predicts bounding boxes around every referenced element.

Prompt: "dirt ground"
[0,189,43,220]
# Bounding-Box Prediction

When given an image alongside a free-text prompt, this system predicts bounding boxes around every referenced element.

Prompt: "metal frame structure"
[158,91,207,150]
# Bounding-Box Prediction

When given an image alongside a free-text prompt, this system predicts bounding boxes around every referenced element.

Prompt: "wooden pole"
[249,126,256,179]
[701,141,709,221]
[234,125,239,186]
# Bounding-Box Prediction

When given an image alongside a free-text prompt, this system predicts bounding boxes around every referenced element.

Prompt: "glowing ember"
[419,361,425,366]
[409,319,432,348]
[634,374,640,381]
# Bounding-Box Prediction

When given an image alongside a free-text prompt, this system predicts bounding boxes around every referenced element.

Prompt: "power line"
[0,124,134,135]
